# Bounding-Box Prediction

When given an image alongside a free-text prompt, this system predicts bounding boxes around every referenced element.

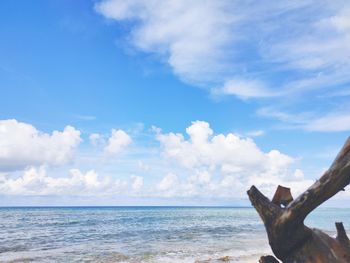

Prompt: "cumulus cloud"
[0,119,317,201]
[0,119,81,171]
[104,129,132,155]
[0,166,133,196]
[156,121,293,171]
[156,173,179,197]
[189,170,211,185]
[157,173,178,191]
[131,175,143,191]
[154,121,311,198]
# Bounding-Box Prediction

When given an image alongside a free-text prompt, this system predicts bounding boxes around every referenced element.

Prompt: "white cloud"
[104,129,132,155]
[157,173,178,192]
[89,133,103,146]
[0,119,318,201]
[293,169,304,180]
[215,78,277,99]
[304,113,350,132]
[156,121,293,170]
[245,130,265,138]
[329,8,350,32]
[154,121,310,198]
[95,0,350,100]
[137,160,150,171]
[96,0,238,84]
[0,167,130,196]
[258,107,350,132]
[131,175,143,191]
[0,119,81,171]
[258,4,350,97]
[189,170,211,185]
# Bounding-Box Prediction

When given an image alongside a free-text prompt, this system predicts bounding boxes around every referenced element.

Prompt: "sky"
[0,0,350,206]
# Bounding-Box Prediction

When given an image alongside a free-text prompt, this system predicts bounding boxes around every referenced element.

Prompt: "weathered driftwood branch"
[259,255,279,263]
[247,137,350,262]
[272,185,293,207]
[336,222,350,246]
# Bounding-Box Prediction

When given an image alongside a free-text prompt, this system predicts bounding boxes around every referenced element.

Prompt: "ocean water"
[0,207,349,263]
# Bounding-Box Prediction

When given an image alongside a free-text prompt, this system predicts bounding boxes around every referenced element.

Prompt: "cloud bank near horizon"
[0,119,313,201]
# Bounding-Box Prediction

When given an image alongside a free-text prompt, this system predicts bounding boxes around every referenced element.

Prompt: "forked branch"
[247,137,350,262]
[284,137,350,224]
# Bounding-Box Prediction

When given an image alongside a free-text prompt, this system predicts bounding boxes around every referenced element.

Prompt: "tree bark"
[247,137,350,262]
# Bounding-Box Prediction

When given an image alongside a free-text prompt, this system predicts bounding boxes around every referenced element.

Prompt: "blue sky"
[0,0,349,206]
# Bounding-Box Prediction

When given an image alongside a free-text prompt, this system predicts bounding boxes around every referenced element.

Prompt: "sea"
[0,207,349,263]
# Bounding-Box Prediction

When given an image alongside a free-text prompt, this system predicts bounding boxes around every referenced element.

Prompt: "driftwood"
[272,185,293,207]
[247,137,350,262]
[259,255,280,263]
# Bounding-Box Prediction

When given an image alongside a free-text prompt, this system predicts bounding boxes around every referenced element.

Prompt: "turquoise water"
[0,207,349,262]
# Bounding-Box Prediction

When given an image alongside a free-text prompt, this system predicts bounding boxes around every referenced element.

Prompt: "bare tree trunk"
[247,137,350,262]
